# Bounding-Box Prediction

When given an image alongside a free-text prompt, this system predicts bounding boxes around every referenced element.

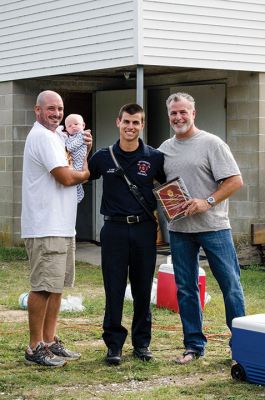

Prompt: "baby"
[65,114,87,203]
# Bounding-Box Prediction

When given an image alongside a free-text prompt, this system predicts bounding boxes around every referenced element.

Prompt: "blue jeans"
[169,229,245,355]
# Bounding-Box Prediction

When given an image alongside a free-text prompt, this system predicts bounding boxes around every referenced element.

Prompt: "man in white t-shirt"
[158,92,245,365]
[21,90,92,367]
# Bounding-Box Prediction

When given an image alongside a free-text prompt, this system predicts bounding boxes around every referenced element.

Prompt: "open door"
[63,92,93,241]
[93,89,137,241]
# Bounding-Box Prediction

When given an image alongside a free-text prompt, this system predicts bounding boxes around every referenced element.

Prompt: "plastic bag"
[18,293,84,312]
[125,279,157,305]
[60,295,85,312]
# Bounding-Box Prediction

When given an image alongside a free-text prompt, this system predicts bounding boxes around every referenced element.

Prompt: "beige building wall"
[258,73,265,223]
[0,81,37,245]
[0,69,263,250]
[226,71,263,244]
[0,81,14,245]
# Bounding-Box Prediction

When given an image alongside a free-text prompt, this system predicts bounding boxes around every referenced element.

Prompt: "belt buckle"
[126,215,139,224]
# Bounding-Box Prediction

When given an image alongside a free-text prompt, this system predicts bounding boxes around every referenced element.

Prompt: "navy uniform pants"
[100,220,157,351]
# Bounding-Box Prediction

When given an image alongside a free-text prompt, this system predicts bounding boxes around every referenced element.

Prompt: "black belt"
[104,215,148,224]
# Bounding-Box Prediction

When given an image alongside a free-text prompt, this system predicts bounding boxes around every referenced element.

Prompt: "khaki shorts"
[24,237,75,293]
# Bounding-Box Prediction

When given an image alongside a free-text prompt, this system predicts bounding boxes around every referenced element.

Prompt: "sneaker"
[48,336,81,361]
[133,347,153,361]
[105,348,122,365]
[24,343,67,367]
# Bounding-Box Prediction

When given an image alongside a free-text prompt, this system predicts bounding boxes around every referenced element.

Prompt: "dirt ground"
[0,309,28,322]
[0,308,230,398]
[48,372,229,399]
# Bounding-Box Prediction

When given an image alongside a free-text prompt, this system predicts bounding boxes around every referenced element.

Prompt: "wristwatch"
[206,196,216,207]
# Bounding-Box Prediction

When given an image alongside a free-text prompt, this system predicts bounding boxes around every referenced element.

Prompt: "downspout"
[134,0,144,138]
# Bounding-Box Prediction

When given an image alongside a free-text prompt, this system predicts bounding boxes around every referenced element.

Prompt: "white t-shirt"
[21,121,77,238]
[158,130,241,233]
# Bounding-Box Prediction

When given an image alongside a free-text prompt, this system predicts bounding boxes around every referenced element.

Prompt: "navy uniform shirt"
[89,139,166,217]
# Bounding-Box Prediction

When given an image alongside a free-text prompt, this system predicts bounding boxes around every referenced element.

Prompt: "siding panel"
[0,0,136,81]
[142,0,265,72]
[1,0,265,81]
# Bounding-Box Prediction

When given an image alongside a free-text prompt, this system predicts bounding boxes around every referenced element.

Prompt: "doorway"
[63,92,93,241]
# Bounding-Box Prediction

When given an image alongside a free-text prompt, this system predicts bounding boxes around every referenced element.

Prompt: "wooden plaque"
[153,177,191,222]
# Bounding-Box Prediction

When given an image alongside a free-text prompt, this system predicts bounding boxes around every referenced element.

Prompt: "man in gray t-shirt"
[158,92,245,365]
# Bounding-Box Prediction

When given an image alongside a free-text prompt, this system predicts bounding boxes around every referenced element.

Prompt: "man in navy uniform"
[89,103,165,365]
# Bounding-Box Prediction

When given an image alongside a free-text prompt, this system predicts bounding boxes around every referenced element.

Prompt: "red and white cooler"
[156,261,206,313]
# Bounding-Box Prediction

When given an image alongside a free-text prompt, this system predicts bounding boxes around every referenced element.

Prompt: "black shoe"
[133,347,153,361]
[105,348,122,365]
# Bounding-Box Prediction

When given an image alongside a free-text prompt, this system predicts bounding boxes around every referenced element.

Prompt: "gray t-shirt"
[158,130,241,233]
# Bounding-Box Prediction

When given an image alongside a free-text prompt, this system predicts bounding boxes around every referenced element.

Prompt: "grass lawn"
[0,250,265,399]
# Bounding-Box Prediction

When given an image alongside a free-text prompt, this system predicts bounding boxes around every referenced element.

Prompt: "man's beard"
[171,120,192,135]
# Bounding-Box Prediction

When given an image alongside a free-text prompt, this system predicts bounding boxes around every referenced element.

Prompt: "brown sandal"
[175,350,200,365]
